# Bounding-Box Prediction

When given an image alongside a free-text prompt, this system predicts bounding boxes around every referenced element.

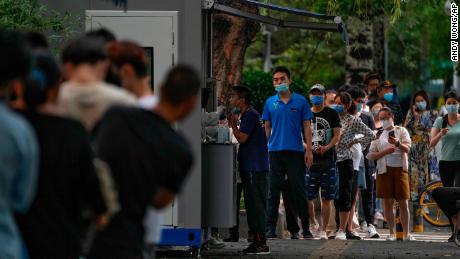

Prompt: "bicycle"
[418,180,450,227]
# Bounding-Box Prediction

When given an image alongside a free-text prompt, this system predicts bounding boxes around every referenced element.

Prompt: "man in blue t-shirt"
[262,66,314,239]
[228,86,270,255]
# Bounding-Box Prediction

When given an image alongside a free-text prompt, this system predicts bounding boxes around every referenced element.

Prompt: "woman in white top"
[367,107,414,241]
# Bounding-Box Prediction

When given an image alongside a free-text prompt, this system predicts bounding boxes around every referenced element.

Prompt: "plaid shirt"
[336,114,375,162]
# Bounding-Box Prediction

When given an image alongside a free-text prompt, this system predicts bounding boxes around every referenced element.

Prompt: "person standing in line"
[325,89,337,107]
[58,35,136,132]
[88,65,200,258]
[15,50,108,258]
[306,84,341,240]
[262,66,314,239]
[330,92,374,240]
[228,86,270,254]
[0,28,39,259]
[430,91,460,188]
[367,107,414,241]
[404,90,439,201]
[376,81,404,126]
[364,72,380,102]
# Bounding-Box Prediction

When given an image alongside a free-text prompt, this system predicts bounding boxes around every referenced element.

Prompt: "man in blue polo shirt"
[228,86,269,255]
[262,66,314,239]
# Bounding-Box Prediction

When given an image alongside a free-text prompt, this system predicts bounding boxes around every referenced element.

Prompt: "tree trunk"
[212,0,259,105]
[372,14,386,79]
[345,16,374,85]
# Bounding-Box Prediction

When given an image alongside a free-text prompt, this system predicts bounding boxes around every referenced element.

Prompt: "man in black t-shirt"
[305,84,341,240]
[88,65,200,258]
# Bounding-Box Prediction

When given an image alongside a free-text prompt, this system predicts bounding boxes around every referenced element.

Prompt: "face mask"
[310,95,324,106]
[275,83,289,93]
[232,107,241,115]
[331,104,345,114]
[416,101,427,111]
[381,119,393,129]
[356,103,363,113]
[371,108,380,117]
[446,104,459,114]
[384,92,394,102]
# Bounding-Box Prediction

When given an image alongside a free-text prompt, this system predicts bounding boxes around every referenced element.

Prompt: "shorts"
[306,160,338,200]
[376,166,410,200]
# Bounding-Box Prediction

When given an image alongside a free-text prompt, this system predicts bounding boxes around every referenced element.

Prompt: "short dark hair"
[368,98,386,110]
[347,86,367,100]
[22,31,49,49]
[326,89,337,95]
[62,35,107,65]
[232,85,252,105]
[411,90,431,111]
[0,29,32,89]
[378,107,394,117]
[364,72,380,85]
[338,84,351,93]
[272,66,291,79]
[107,41,147,77]
[444,90,460,102]
[85,28,116,43]
[161,65,201,105]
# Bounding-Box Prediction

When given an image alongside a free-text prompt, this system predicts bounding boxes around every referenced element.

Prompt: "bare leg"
[383,199,395,234]
[347,190,359,232]
[321,200,333,232]
[339,211,350,232]
[308,200,318,227]
[399,199,410,237]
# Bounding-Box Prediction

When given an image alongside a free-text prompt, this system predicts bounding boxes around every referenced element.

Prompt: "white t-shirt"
[58,81,136,130]
[380,129,403,167]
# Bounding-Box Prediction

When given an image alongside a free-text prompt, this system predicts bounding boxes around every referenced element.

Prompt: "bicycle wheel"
[418,181,450,227]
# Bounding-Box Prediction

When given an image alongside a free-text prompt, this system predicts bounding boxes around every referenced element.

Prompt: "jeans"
[266,151,309,235]
[241,171,268,240]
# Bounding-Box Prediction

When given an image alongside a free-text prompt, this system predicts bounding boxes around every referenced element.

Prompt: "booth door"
[86,10,178,226]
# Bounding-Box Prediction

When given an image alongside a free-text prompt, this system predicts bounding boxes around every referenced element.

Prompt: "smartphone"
[389,131,395,139]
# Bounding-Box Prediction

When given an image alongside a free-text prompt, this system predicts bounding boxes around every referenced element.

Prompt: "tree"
[212,0,260,105]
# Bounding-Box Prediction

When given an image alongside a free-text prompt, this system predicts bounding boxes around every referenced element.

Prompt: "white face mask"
[381,119,393,130]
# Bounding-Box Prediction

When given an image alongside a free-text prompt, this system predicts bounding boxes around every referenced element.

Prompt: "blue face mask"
[275,83,289,93]
[330,104,345,114]
[232,107,241,115]
[446,104,459,114]
[384,92,394,102]
[416,101,427,111]
[310,95,324,106]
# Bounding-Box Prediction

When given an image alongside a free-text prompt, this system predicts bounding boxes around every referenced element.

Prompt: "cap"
[309,84,326,94]
[382,80,396,88]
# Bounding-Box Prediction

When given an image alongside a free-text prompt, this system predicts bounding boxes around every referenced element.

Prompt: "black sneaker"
[243,242,270,255]
[346,231,362,240]
[266,231,277,239]
[291,233,299,239]
[302,231,314,240]
[223,236,239,242]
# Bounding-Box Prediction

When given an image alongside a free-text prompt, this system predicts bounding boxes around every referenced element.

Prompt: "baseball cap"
[309,84,326,94]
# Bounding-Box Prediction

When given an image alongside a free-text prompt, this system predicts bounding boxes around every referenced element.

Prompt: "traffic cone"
[412,203,424,233]
[395,203,404,240]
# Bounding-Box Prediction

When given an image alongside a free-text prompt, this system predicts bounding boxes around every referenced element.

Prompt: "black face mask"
[105,67,121,87]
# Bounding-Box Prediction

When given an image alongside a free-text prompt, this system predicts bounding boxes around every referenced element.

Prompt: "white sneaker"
[367,224,380,238]
[360,221,368,232]
[310,223,320,237]
[386,234,396,241]
[319,231,328,240]
[403,234,416,241]
[335,230,347,240]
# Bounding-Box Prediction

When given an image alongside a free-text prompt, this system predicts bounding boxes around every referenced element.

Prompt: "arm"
[430,127,446,148]
[367,140,394,161]
[354,119,375,149]
[228,114,249,144]
[396,129,411,153]
[320,127,340,154]
[264,121,271,141]
[303,120,313,168]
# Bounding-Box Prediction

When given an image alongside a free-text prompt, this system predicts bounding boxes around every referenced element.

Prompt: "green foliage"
[0,0,78,52]
[242,70,310,113]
